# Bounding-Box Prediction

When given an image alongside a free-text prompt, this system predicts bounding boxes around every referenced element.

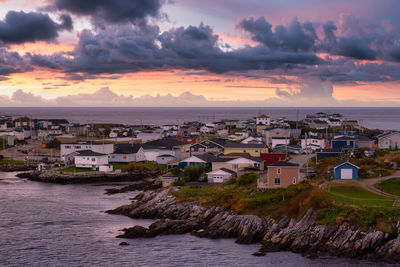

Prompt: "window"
[232,164,238,169]
[277,168,281,174]
[92,158,95,162]
[65,145,71,149]
[293,177,296,184]
[75,146,81,149]
[274,178,280,185]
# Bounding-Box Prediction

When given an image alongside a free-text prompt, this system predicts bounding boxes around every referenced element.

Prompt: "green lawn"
[0,159,35,165]
[329,184,394,207]
[59,167,98,174]
[111,162,127,170]
[374,178,400,196]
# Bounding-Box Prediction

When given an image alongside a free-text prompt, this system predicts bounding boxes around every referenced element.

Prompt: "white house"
[327,118,342,127]
[13,128,31,140]
[256,115,271,126]
[377,131,400,150]
[200,125,215,134]
[136,132,162,142]
[301,137,326,152]
[109,144,146,163]
[61,142,114,161]
[241,136,263,144]
[156,154,176,165]
[142,138,189,162]
[271,137,290,149]
[207,168,236,183]
[74,150,109,169]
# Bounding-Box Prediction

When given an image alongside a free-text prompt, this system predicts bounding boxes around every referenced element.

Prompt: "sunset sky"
[0,0,400,106]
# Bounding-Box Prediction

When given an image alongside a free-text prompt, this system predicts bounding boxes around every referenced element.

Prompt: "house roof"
[356,135,373,142]
[268,161,299,167]
[316,148,342,153]
[76,150,107,157]
[257,114,269,118]
[333,160,360,169]
[333,136,357,141]
[196,153,218,162]
[143,138,186,150]
[225,143,266,149]
[113,144,142,154]
[157,154,176,158]
[207,168,237,175]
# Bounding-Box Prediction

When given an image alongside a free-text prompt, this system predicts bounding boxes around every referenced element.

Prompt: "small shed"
[333,161,359,180]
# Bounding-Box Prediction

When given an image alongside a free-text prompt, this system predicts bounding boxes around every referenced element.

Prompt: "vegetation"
[122,161,166,172]
[59,167,98,173]
[374,178,400,196]
[236,172,258,185]
[0,159,35,165]
[45,138,61,149]
[328,184,394,207]
[182,164,206,182]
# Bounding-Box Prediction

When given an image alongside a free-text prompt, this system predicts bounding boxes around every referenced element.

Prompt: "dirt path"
[324,171,400,199]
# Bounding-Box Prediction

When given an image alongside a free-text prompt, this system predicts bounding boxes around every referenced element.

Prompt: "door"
[341,168,353,179]
[213,175,224,183]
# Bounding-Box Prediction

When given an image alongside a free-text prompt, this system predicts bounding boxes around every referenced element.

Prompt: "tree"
[237,172,258,185]
[182,164,206,182]
[170,167,182,177]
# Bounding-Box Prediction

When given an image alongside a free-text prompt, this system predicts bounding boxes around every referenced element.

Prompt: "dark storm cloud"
[0,11,72,44]
[49,0,163,24]
[238,16,318,52]
[28,23,322,79]
[0,48,31,77]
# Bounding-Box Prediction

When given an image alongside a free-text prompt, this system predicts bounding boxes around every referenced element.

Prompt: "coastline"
[108,188,400,263]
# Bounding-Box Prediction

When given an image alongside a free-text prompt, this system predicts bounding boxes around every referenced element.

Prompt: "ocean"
[0,172,377,266]
[0,107,399,130]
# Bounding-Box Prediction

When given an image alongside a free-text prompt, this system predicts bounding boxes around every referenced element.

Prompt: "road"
[0,139,60,162]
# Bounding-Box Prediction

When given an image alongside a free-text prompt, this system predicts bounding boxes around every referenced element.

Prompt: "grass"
[0,159,35,165]
[374,178,400,196]
[111,162,127,170]
[329,184,394,207]
[59,167,98,173]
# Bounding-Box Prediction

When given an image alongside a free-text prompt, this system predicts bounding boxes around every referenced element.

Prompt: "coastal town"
[1,111,400,261]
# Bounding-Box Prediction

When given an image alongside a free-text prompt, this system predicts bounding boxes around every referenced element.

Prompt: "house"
[316,148,342,160]
[109,144,146,163]
[331,136,358,151]
[241,136,263,144]
[333,161,359,180]
[14,117,34,128]
[136,132,162,142]
[271,137,290,149]
[224,143,267,157]
[260,153,288,168]
[178,154,217,169]
[212,155,264,173]
[142,138,189,161]
[309,120,329,129]
[356,136,375,149]
[200,125,215,134]
[342,120,359,127]
[207,168,237,183]
[61,142,114,161]
[301,137,327,152]
[328,118,342,127]
[37,129,63,140]
[74,150,109,169]
[13,128,31,140]
[262,161,300,189]
[338,130,357,137]
[189,139,225,156]
[256,115,271,126]
[156,154,176,165]
[377,131,400,150]
[264,128,290,146]
[179,125,198,137]
[273,144,302,154]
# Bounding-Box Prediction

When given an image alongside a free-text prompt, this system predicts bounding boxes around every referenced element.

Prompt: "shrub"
[170,167,182,176]
[182,164,206,182]
[237,172,258,185]
[173,179,185,186]
[302,189,332,210]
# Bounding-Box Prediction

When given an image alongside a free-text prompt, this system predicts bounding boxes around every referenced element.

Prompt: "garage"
[213,175,224,183]
[334,161,359,180]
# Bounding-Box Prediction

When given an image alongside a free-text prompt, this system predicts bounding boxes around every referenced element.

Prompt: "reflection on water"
[0,172,377,266]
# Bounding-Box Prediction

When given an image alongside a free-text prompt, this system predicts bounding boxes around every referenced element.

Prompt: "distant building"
[260,161,300,189]
[207,168,237,183]
[224,143,267,157]
[61,142,114,161]
[377,131,400,150]
[256,115,271,126]
[109,144,146,163]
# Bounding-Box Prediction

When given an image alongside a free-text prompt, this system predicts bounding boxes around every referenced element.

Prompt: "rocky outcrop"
[108,189,400,263]
[17,170,161,184]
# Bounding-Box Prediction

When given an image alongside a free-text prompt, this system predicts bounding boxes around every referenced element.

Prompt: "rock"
[119,242,129,246]
[109,188,400,263]
[252,251,266,256]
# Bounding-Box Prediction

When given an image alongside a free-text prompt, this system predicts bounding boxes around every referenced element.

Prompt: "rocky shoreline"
[108,188,400,263]
[17,170,161,184]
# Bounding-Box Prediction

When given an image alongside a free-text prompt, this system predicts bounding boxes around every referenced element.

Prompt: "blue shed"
[331,136,358,151]
[333,161,359,179]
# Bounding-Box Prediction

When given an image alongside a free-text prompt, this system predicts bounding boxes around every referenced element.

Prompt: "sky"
[0,0,400,107]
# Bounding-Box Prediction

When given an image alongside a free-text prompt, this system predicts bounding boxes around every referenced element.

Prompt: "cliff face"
[108,188,400,263]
